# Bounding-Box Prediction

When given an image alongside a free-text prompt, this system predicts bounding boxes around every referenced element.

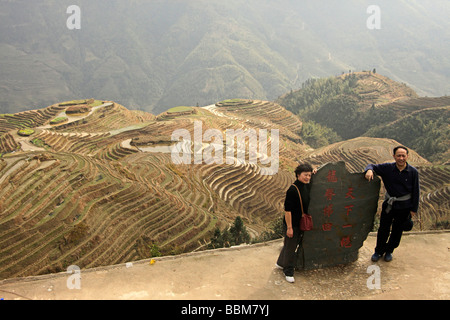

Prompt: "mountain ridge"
[1,0,449,114]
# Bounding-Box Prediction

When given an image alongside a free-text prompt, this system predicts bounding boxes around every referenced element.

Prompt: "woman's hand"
[286,227,294,238]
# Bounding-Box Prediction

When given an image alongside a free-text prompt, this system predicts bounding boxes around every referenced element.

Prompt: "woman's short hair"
[294,163,313,177]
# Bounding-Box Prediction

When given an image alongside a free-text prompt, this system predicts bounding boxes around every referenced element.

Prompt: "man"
[276,163,315,283]
[364,146,420,262]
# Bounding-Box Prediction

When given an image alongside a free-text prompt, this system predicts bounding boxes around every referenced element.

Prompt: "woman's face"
[297,171,312,184]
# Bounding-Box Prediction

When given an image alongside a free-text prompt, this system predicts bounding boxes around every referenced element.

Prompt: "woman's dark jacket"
[283,179,312,228]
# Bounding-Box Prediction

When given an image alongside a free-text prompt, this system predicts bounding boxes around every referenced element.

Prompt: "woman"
[276,163,315,283]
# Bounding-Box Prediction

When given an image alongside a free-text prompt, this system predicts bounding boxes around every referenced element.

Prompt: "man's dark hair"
[393,145,409,155]
[294,163,313,178]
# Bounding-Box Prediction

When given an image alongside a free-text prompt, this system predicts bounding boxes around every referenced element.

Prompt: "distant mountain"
[1,0,449,114]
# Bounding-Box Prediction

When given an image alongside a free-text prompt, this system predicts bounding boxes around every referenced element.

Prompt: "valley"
[0,74,449,280]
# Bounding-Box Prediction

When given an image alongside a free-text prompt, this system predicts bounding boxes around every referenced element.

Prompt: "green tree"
[229,216,250,246]
[208,227,225,249]
[208,216,250,249]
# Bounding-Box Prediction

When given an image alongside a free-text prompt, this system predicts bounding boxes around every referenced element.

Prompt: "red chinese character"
[343,224,353,228]
[345,187,356,199]
[323,204,333,217]
[345,205,354,216]
[340,236,352,248]
[324,188,336,201]
[326,170,338,183]
[322,223,333,231]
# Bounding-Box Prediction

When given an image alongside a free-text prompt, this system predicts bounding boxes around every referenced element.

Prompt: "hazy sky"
[0,0,449,112]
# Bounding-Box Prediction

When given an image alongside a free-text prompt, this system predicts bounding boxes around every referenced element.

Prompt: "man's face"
[393,148,408,168]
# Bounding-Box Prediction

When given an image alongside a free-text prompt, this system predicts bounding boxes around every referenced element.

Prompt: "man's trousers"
[375,203,411,255]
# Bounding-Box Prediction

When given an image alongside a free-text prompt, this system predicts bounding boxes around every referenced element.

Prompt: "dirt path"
[0,232,448,300]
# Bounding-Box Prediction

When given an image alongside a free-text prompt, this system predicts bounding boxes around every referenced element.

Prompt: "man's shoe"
[285,276,295,283]
[384,252,393,262]
[371,252,382,262]
[275,263,283,270]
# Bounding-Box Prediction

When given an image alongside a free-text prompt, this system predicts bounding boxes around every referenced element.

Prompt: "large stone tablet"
[296,161,381,270]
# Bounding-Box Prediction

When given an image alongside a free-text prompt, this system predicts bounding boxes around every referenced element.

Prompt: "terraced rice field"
[0,151,221,278]
[0,100,301,279]
[0,99,448,279]
[215,99,303,142]
[352,72,418,107]
[416,165,450,229]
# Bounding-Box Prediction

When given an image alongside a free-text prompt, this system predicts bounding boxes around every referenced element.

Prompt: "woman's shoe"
[285,276,295,283]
